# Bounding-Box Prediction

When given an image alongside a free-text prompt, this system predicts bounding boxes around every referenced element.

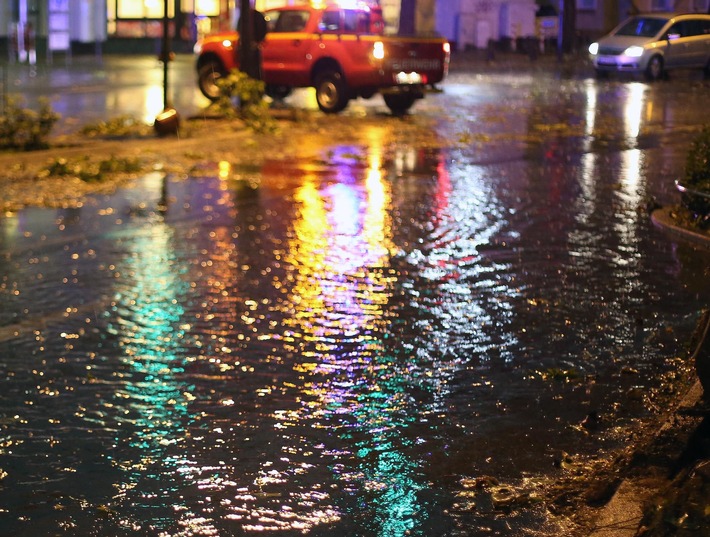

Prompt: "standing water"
[1,70,709,536]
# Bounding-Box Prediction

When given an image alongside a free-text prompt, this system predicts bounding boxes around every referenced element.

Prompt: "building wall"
[635,0,706,12]
[577,0,710,43]
[14,0,709,60]
[436,0,537,51]
[577,1,608,41]
[415,0,437,34]
[380,0,401,32]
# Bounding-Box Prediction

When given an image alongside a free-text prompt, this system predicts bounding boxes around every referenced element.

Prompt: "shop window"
[107,0,177,38]
[193,0,220,17]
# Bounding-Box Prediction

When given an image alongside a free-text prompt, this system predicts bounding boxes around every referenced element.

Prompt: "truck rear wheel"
[198,60,226,101]
[383,93,417,116]
[314,71,349,114]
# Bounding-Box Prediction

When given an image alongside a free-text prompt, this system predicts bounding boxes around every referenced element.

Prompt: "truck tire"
[198,60,226,101]
[383,93,417,116]
[314,71,349,114]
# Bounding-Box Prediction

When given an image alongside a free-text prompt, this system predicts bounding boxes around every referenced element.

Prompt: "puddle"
[1,90,709,536]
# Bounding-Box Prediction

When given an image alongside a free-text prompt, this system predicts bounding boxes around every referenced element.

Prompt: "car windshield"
[615,17,667,38]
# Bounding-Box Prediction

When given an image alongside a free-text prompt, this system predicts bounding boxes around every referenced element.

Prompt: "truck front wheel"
[198,60,226,101]
[383,93,417,116]
[314,71,349,114]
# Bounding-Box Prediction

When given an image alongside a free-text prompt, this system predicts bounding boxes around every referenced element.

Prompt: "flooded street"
[1,58,710,536]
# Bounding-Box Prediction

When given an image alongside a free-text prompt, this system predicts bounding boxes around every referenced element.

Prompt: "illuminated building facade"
[2,0,708,61]
[0,0,247,58]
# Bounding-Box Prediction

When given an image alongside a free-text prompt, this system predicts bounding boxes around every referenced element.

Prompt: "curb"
[651,206,710,249]
[587,380,705,536]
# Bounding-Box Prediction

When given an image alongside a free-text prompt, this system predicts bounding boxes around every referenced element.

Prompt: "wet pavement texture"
[1,53,710,536]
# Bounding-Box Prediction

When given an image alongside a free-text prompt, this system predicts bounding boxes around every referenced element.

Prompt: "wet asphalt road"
[0,52,709,536]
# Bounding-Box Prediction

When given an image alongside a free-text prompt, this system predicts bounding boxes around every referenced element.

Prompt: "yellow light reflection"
[616,148,643,249]
[624,83,646,141]
[583,80,597,152]
[218,160,231,180]
[289,178,329,324]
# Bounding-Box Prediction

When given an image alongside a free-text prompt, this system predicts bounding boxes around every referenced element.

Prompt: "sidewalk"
[583,212,709,535]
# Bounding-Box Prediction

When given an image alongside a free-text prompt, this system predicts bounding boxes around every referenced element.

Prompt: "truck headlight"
[373,41,385,60]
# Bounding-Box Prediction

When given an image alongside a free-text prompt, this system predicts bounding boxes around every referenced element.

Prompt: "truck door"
[262,9,314,86]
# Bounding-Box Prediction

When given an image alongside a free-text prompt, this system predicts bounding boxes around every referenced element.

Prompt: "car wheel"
[594,69,609,79]
[704,59,710,79]
[198,60,226,101]
[644,55,664,81]
[314,71,349,114]
[383,93,417,116]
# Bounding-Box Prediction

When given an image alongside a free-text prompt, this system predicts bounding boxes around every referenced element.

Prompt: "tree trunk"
[238,0,259,79]
[561,0,577,54]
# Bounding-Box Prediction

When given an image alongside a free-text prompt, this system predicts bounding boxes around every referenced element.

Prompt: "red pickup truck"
[194,3,450,114]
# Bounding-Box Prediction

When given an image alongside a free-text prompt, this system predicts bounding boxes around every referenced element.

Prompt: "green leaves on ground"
[81,115,152,138]
[40,155,143,182]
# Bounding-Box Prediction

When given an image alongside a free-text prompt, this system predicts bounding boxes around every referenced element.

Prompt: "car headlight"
[588,42,599,55]
[624,46,644,58]
[193,42,202,55]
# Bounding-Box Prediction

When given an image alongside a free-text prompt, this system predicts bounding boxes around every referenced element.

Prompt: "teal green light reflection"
[106,224,192,500]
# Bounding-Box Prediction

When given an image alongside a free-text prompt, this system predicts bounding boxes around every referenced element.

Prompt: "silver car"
[589,13,710,80]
